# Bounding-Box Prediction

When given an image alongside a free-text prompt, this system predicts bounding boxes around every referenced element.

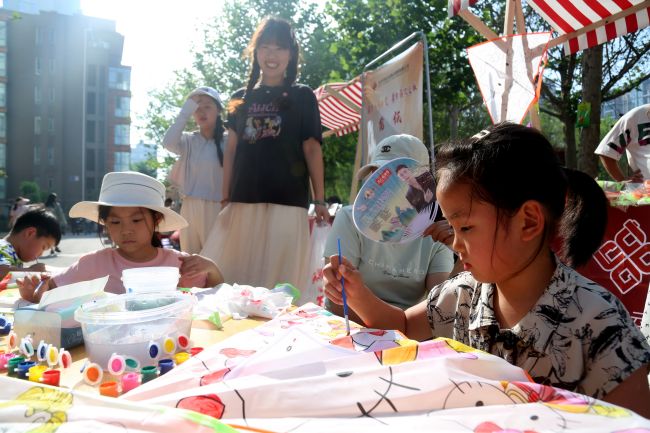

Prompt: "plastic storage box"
[75,292,195,368]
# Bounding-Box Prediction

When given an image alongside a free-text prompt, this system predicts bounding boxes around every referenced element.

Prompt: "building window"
[0,177,5,200]
[47,146,54,165]
[49,58,56,74]
[0,53,6,77]
[114,151,131,171]
[35,27,41,45]
[0,113,5,138]
[0,143,5,168]
[115,96,130,117]
[86,92,95,115]
[35,57,41,75]
[114,124,130,145]
[109,67,130,91]
[98,92,105,115]
[87,64,97,86]
[0,21,6,47]
[86,120,95,143]
[49,87,55,103]
[0,82,5,107]
[86,148,95,170]
[48,117,54,134]
[34,144,41,165]
[97,121,105,144]
[34,117,42,135]
[34,85,41,105]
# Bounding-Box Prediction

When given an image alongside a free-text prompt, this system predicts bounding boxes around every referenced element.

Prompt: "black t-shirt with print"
[226,84,322,209]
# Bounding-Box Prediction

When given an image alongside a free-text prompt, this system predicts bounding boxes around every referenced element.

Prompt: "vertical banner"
[363,42,423,164]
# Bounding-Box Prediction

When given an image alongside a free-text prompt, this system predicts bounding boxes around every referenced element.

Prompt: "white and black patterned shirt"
[426,259,650,399]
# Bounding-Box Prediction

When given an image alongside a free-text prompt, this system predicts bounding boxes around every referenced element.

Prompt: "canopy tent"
[314,79,363,138]
[449,0,650,55]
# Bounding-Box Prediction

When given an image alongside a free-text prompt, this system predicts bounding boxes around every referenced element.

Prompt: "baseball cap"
[356,134,430,180]
[187,86,223,107]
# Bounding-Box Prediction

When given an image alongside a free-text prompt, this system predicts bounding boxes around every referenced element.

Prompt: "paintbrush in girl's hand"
[337,238,351,336]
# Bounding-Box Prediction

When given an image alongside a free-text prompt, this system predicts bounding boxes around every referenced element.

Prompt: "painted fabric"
[122,304,650,432]
[0,239,22,267]
[0,376,237,433]
[426,260,650,398]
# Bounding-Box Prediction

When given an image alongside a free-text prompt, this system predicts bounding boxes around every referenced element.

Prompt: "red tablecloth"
[575,204,650,325]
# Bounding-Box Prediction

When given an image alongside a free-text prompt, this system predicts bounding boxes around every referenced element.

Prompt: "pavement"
[26,234,107,269]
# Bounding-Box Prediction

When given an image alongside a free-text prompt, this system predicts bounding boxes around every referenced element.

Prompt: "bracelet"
[312,200,328,207]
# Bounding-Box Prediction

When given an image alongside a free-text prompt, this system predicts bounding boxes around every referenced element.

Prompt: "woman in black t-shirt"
[201,16,328,290]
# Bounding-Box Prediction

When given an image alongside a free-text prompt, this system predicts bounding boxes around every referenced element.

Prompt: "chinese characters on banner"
[363,41,423,161]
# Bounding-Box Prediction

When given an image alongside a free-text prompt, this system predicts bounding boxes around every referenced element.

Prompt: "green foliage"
[131,159,158,178]
[19,181,43,204]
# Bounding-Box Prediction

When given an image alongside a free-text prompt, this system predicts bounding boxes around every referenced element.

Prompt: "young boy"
[0,207,61,279]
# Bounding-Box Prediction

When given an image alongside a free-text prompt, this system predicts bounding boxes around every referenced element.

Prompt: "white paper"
[38,275,109,309]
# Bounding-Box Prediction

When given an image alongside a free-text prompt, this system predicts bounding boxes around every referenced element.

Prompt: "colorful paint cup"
[173,352,190,365]
[99,381,120,398]
[190,347,204,357]
[124,357,140,371]
[46,345,59,367]
[140,365,158,384]
[82,362,103,386]
[40,369,61,387]
[7,331,17,350]
[19,338,35,358]
[148,341,161,359]
[121,372,140,393]
[7,356,25,377]
[177,334,190,350]
[0,316,11,335]
[158,358,174,375]
[36,340,48,362]
[107,353,126,376]
[58,350,72,369]
[27,365,48,382]
[0,352,16,370]
[17,361,37,379]
[162,337,176,354]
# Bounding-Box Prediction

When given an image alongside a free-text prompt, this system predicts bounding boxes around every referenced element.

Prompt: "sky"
[80,0,222,145]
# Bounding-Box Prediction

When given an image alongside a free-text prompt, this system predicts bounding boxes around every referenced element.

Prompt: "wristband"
[312,200,328,207]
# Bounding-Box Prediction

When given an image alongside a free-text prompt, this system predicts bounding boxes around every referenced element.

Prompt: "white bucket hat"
[187,86,223,107]
[356,134,430,180]
[69,171,188,232]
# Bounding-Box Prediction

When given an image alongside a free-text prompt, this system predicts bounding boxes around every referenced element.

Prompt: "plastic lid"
[74,292,195,325]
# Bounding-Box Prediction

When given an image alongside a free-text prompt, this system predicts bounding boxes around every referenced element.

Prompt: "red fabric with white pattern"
[314,81,362,137]
[447,0,479,17]
[527,0,650,54]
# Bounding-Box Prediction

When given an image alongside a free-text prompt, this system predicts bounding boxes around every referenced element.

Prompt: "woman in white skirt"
[201,17,328,290]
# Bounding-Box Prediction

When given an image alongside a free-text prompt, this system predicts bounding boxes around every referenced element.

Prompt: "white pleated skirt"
[200,202,310,290]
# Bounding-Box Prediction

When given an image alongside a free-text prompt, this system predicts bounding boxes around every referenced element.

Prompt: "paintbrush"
[337,238,351,336]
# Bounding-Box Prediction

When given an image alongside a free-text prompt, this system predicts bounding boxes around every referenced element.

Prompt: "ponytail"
[213,116,225,167]
[558,168,608,267]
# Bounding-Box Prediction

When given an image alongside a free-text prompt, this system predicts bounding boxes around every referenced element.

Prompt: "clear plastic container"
[74,292,195,368]
[122,266,180,293]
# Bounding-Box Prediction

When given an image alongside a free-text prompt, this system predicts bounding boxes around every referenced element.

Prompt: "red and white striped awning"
[528,0,650,54]
[314,79,362,137]
[448,0,478,17]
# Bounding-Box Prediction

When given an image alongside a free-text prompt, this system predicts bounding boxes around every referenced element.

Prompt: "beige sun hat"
[69,171,188,232]
[356,134,430,180]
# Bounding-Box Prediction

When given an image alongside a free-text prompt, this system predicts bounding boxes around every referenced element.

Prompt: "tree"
[19,181,43,204]
[141,0,352,199]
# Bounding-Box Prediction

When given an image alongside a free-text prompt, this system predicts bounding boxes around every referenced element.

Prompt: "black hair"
[395,164,409,173]
[213,109,225,167]
[11,207,62,245]
[228,16,299,114]
[44,193,58,207]
[434,122,607,268]
[97,205,163,248]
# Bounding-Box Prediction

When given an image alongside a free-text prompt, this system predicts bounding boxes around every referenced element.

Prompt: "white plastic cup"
[122,267,180,294]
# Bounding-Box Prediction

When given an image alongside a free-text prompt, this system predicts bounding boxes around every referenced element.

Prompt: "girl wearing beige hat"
[19,171,223,303]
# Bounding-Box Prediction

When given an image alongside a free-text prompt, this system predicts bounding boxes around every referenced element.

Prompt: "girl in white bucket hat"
[19,171,223,303]
[163,85,226,254]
